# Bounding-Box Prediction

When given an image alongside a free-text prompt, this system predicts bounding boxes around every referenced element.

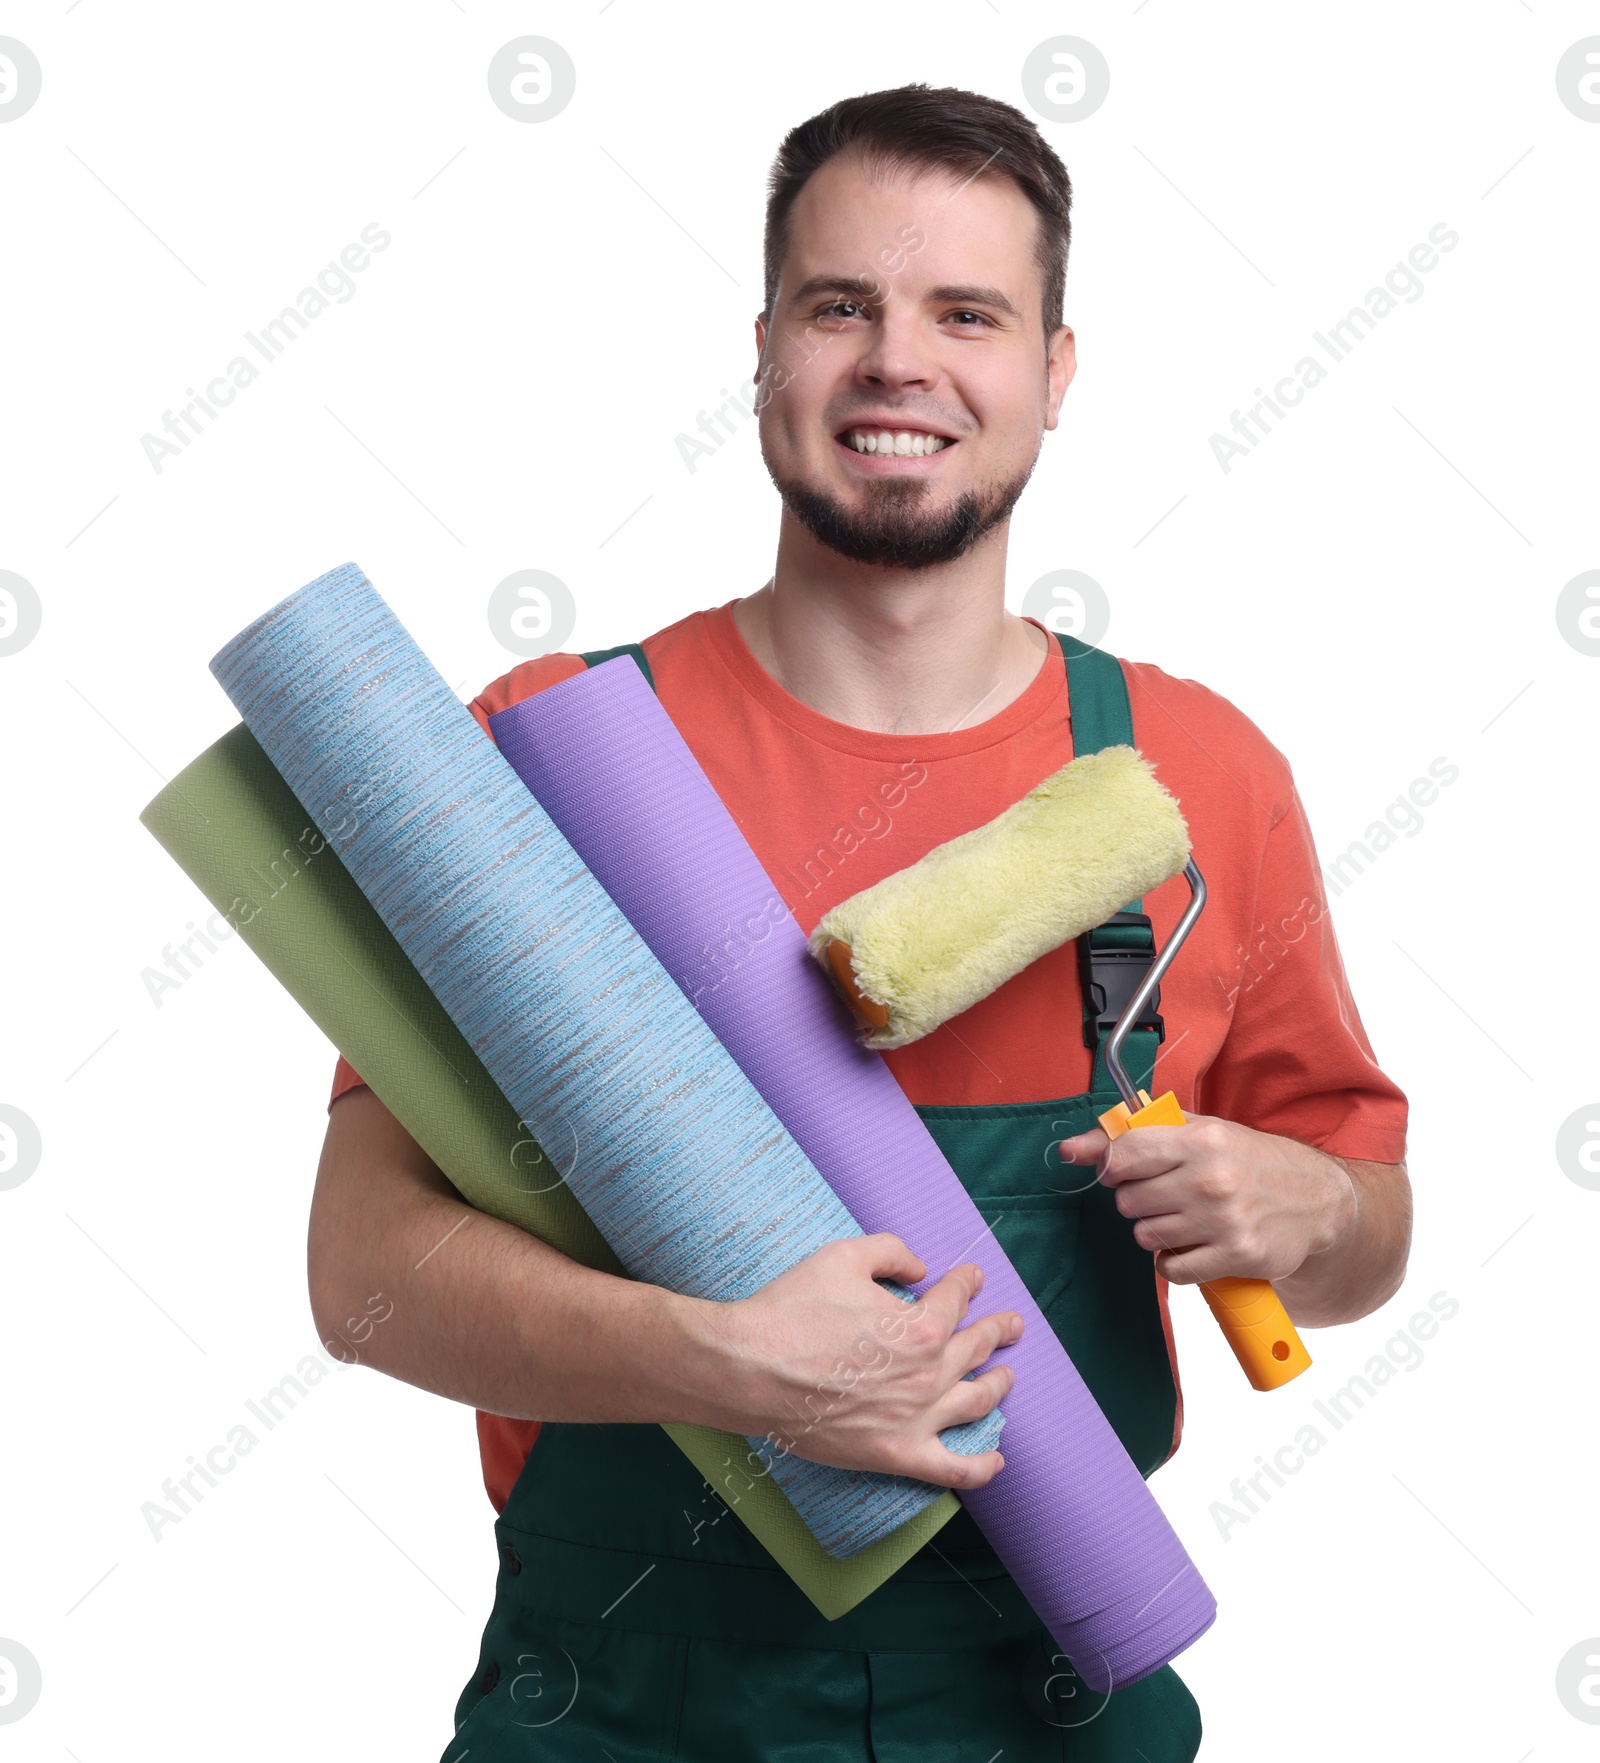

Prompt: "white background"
[2,3,1597,1757]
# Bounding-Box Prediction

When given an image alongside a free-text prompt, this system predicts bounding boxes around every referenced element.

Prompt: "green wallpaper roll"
[140,724,955,1618]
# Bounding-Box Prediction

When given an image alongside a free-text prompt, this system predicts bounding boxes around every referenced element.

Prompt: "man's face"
[754,153,1075,571]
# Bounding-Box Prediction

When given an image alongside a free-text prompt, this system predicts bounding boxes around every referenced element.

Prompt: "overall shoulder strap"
[1054,632,1161,1094]
[578,642,656,692]
[1056,630,1133,755]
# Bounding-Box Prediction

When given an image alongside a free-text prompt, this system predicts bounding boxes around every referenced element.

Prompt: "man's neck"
[731,516,1049,737]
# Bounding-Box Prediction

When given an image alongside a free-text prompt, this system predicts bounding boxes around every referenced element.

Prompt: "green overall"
[440,636,1202,1761]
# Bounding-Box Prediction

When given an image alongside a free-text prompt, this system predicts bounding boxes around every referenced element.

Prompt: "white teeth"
[846,429,949,455]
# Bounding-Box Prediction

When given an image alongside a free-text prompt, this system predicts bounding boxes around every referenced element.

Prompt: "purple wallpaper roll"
[489,656,1216,1692]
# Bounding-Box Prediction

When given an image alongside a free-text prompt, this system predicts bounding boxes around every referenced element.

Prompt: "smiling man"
[309,85,1411,1759]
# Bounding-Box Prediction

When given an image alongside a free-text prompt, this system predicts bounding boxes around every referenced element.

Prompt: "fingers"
[1106,1175,1196,1254]
[909,1259,988,1337]
[1108,1166,1230,1251]
[1153,1243,1245,1286]
[931,1361,1015,1433]
[750,1241,1027,1489]
[1074,1125,1187,1186]
[1057,1125,1110,1166]
[1153,1246,1205,1286]
[1107,1169,1190,1220]
[1086,1114,1233,1187]
[947,1304,1024,1379]
[901,1441,1008,1491]
[1095,1181,1200,1259]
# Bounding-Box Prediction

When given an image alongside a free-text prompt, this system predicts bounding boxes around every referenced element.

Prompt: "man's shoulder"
[466,603,725,732]
[1120,654,1298,827]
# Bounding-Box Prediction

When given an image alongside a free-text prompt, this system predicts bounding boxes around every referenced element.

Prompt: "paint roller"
[810,745,1312,1393]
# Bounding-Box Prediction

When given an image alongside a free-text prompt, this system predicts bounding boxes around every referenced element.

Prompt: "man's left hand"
[1057,1114,1357,1288]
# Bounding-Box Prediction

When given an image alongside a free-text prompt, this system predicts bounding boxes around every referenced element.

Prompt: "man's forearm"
[1273,1155,1413,1329]
[309,1088,724,1426]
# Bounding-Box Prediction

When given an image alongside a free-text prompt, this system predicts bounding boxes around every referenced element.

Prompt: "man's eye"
[947,309,989,327]
[821,298,868,320]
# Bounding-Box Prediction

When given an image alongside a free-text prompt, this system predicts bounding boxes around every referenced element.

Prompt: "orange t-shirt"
[328,603,1408,1511]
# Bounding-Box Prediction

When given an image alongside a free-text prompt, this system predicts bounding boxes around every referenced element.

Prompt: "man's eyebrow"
[787,274,881,304]
[786,274,1023,321]
[925,283,1023,320]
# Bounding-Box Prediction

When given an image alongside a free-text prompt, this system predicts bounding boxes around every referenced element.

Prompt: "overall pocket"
[971,1188,1084,1319]
[917,1096,1113,1328]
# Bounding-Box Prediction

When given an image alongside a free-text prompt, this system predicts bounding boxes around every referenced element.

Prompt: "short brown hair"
[762,83,1073,339]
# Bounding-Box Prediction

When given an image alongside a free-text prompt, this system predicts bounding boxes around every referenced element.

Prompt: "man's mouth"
[835,426,956,458]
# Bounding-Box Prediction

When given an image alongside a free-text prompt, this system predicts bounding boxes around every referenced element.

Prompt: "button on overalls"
[439,635,1203,1761]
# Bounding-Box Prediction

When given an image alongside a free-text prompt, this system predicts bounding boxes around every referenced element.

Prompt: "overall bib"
[440,636,1202,1761]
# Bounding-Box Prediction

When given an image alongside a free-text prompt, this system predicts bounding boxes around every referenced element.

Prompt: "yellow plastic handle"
[1097,1089,1312,1391]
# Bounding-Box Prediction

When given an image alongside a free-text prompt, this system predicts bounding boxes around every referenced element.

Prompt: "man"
[311,84,1411,1759]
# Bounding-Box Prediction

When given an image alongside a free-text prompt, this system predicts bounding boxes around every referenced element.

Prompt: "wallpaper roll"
[208,561,996,1560]
[138,722,956,1619]
[488,655,1218,1692]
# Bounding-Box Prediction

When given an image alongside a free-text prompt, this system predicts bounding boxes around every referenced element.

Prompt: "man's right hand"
[680,1232,1023,1490]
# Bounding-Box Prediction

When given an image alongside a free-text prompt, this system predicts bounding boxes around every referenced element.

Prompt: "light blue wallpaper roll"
[209,561,998,1558]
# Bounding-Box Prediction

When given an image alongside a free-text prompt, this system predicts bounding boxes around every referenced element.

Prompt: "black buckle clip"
[1078,910,1166,1049]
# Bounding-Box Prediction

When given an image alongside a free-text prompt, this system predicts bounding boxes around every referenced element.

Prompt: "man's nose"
[852,301,937,390]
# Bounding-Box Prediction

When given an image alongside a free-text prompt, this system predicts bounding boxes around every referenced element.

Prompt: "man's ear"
[1043,324,1077,432]
[754,312,768,362]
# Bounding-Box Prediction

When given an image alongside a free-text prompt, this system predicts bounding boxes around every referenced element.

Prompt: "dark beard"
[769,457,1036,571]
